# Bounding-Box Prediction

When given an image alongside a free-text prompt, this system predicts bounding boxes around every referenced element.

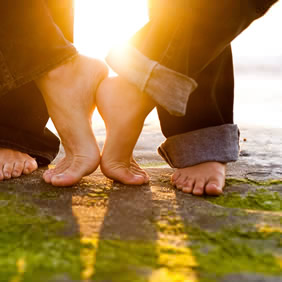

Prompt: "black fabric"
[132,0,278,138]
[0,0,74,165]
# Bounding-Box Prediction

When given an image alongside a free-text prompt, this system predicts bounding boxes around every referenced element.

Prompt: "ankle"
[36,56,78,86]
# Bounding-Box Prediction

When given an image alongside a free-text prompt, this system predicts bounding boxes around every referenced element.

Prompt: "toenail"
[55,173,65,179]
[215,187,223,194]
[4,173,10,178]
[183,187,192,193]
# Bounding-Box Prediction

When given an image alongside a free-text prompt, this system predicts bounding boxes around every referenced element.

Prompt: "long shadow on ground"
[0,167,281,282]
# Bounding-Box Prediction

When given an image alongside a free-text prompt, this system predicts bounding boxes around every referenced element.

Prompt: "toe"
[175,175,187,190]
[43,166,65,183]
[182,179,194,194]
[205,180,224,196]
[130,159,150,182]
[171,170,181,184]
[43,169,54,183]
[50,172,78,187]
[3,162,14,179]
[130,167,150,183]
[192,179,206,196]
[43,163,68,182]
[114,169,147,185]
[12,161,25,178]
[23,159,38,175]
[125,173,147,185]
[0,164,4,181]
[50,158,97,187]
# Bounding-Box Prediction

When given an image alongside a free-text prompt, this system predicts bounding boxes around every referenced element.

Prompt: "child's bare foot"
[42,154,71,184]
[171,162,226,196]
[0,148,38,180]
[96,77,154,185]
[36,55,108,186]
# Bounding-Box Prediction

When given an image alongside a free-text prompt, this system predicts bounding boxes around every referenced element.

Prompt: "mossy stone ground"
[0,166,281,282]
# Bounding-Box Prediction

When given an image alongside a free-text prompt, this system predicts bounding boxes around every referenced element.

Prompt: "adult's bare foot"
[171,162,226,196]
[0,148,38,180]
[36,55,108,186]
[96,77,155,185]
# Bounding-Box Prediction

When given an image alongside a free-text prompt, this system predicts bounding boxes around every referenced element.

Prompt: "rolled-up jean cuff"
[158,124,239,168]
[106,43,198,116]
[0,126,60,166]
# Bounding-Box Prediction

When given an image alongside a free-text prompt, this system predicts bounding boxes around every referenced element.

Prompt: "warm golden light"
[71,1,282,129]
[74,0,148,59]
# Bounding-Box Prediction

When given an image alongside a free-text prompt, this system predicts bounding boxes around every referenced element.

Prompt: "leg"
[101,0,277,193]
[130,2,239,195]
[0,0,108,186]
[0,0,74,180]
[160,47,235,196]
[106,0,279,117]
[97,77,154,185]
[37,54,108,186]
[142,0,278,195]
[0,82,60,180]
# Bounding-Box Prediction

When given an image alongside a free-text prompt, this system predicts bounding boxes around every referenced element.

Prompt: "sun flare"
[74,0,149,59]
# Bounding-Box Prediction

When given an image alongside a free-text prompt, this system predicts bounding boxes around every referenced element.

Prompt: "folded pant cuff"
[0,126,60,166]
[106,43,197,117]
[158,124,239,168]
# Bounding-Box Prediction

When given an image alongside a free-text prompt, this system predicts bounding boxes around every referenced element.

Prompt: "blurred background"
[73,0,282,131]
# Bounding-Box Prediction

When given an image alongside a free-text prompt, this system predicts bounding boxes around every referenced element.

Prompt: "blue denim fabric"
[158,124,239,168]
[106,45,197,116]
[107,0,278,168]
[0,0,75,164]
[0,0,77,96]
[0,82,60,165]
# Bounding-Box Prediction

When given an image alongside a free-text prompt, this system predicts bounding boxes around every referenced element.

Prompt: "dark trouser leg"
[0,84,60,165]
[145,0,278,76]
[123,0,278,168]
[157,46,234,136]
[157,46,239,167]
[0,0,74,165]
[107,0,278,117]
[0,0,77,95]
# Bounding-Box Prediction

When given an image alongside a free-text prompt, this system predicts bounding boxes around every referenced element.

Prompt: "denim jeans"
[0,0,76,165]
[0,0,278,167]
[107,0,278,168]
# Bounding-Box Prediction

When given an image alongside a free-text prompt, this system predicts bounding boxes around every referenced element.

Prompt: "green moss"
[225,178,251,186]
[187,227,282,282]
[0,192,196,282]
[206,189,282,211]
[0,192,86,282]
[155,215,282,282]
[1,187,281,282]
[37,191,60,199]
[90,238,199,282]
[225,178,282,187]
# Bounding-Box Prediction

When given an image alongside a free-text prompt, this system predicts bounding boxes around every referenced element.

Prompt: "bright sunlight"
[74,0,148,59]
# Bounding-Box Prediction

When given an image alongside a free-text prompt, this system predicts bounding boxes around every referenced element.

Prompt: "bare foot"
[36,55,108,186]
[171,162,226,196]
[96,77,155,185]
[0,148,38,180]
[42,155,71,184]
